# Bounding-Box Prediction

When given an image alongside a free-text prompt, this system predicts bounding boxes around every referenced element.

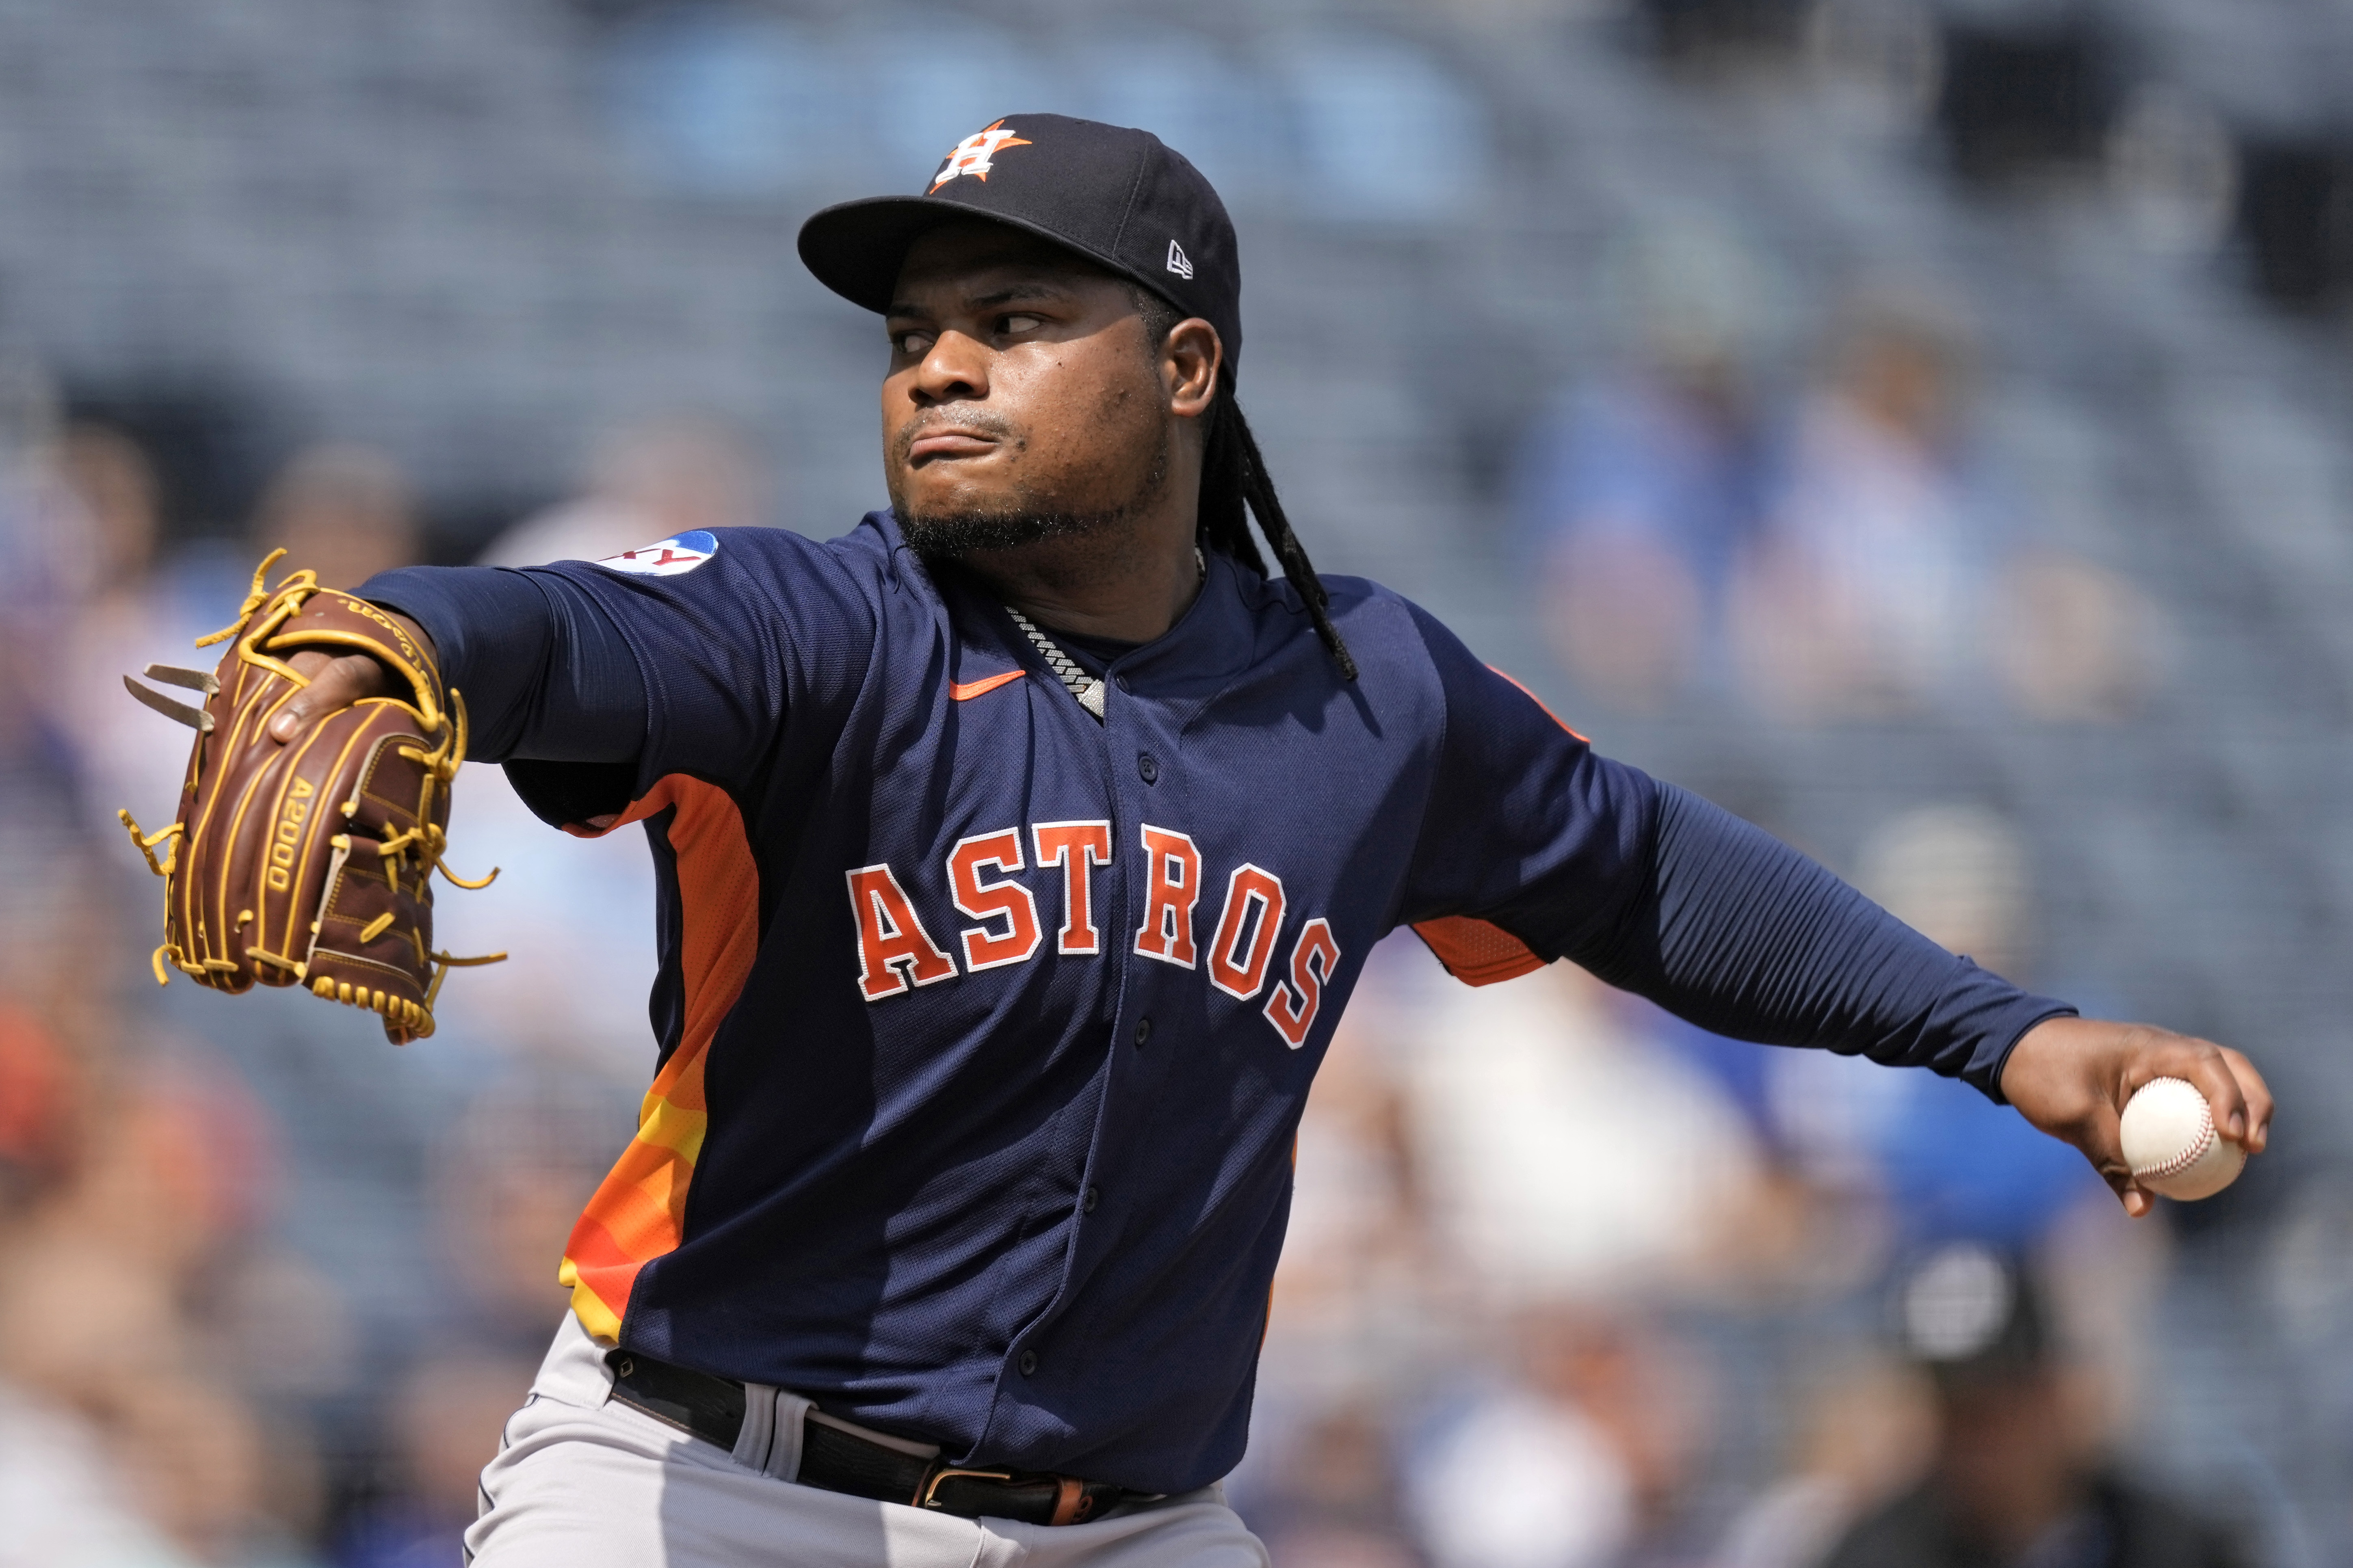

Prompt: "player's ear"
[1165,320,1221,419]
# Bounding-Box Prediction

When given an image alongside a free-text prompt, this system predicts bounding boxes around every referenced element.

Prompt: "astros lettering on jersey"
[847,820,1337,1049]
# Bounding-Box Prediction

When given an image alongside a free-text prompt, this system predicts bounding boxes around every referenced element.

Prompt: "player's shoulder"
[569,516,902,603]
[1243,562,1403,627]
[536,520,903,697]
[1242,564,1458,669]
[657,516,896,573]
[731,511,951,601]
[1253,567,1587,749]
[1226,566,1499,741]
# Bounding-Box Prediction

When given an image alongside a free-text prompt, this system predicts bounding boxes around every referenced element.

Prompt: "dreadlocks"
[1134,289,1359,682]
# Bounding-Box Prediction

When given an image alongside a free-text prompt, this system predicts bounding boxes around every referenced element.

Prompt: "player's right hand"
[266,608,432,743]
[1999,1015,2271,1218]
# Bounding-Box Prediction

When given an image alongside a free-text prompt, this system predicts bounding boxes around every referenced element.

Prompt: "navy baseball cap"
[797,114,1243,373]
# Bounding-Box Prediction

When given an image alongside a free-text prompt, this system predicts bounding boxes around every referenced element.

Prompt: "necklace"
[1003,549,1203,724]
[1005,606,1107,720]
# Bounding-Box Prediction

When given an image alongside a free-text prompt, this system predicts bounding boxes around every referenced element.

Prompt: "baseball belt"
[605,1350,1143,1527]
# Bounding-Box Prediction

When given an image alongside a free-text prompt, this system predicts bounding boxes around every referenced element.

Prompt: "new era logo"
[1166,239,1194,280]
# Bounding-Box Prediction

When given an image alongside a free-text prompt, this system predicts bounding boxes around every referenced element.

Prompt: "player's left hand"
[1999,1016,2271,1217]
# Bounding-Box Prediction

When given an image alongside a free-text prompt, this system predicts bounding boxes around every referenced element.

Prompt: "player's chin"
[895,458,1019,515]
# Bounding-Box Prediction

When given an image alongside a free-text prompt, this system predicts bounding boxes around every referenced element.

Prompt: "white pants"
[467,1312,1271,1568]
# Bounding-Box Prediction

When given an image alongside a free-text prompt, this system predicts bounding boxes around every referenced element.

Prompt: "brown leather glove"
[120,551,502,1043]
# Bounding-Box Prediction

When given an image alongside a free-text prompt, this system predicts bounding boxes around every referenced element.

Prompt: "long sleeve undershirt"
[1577,785,2069,1098]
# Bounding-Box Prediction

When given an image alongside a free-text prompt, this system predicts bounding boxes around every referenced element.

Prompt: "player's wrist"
[1997,1013,2090,1095]
[374,606,435,667]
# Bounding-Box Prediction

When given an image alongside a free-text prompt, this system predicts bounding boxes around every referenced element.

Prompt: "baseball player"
[240,116,2266,1566]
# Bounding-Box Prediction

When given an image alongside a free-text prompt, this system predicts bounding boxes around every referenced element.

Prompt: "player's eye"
[999,313,1043,336]
[893,330,929,355]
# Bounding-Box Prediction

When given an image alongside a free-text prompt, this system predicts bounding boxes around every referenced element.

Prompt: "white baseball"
[2118,1077,2245,1201]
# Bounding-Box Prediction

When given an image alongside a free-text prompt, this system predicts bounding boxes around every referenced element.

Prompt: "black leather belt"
[605,1349,1140,1527]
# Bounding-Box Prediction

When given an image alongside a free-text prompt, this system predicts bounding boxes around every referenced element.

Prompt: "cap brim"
[797,195,1166,317]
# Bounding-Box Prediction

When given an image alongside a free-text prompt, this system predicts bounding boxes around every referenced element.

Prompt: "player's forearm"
[359,565,647,765]
[1583,784,2074,1099]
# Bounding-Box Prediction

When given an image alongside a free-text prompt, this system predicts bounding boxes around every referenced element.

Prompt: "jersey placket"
[983,632,1175,1444]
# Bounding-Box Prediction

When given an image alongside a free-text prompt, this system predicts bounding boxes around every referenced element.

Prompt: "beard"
[892,414,1172,564]
[898,502,1118,558]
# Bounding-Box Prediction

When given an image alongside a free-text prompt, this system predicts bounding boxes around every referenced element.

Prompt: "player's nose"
[911,330,990,404]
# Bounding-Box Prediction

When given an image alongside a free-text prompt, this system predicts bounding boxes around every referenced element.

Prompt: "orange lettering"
[1263,918,1339,1049]
[1132,825,1202,969]
[1207,865,1286,1001]
[946,829,1042,973]
[1032,821,1112,954]
[845,863,957,1001]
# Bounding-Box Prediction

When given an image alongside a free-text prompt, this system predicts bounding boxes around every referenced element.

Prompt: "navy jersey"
[364,513,2066,1492]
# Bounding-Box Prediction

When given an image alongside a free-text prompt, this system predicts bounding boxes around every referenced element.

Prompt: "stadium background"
[4,0,2353,1563]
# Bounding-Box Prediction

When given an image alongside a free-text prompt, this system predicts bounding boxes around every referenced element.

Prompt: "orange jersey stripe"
[1411,914,1548,987]
[558,776,759,1342]
[950,669,1025,702]
[557,1213,640,1340]
[1486,666,1589,743]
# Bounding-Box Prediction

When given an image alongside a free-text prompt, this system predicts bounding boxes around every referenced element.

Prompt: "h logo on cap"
[932,120,1033,191]
[1166,239,1194,280]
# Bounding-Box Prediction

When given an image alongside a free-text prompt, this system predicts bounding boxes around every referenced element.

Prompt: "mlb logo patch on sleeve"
[597,531,719,576]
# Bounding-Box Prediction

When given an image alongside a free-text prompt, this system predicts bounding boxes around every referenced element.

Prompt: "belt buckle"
[916,1466,1017,1512]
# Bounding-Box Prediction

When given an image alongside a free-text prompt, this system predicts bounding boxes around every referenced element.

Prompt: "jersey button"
[1137,751,1158,784]
[1082,1185,1100,1213]
[1134,1017,1152,1047]
[1114,675,1131,693]
[1018,1349,1039,1377]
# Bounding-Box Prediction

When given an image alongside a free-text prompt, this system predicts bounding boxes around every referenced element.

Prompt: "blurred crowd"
[1517,255,2162,728]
